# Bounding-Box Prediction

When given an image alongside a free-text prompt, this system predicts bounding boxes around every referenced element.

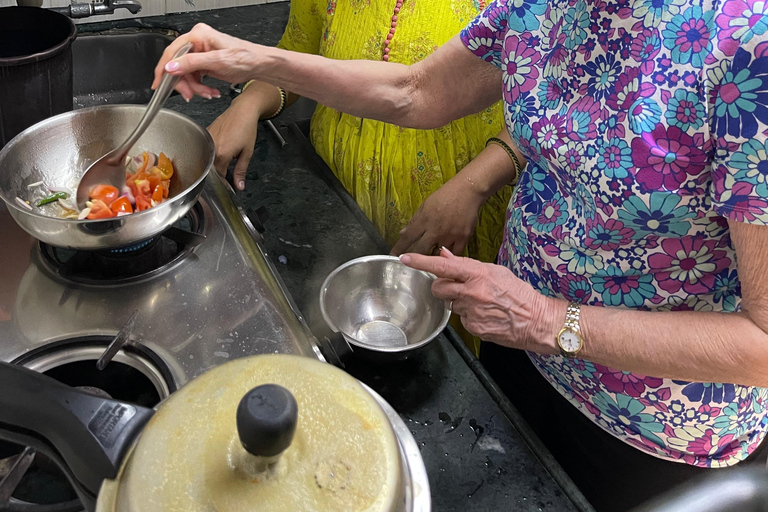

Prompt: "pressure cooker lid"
[97,354,404,512]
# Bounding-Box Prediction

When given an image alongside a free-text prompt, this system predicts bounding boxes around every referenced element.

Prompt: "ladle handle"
[0,362,153,508]
[109,42,193,163]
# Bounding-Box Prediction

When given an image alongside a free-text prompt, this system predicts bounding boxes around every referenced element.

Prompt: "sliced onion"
[58,198,78,211]
[116,211,130,217]
[145,152,157,170]
[150,199,158,208]
[78,208,91,220]
[15,197,33,210]
[121,186,135,204]
[27,181,44,189]
[126,155,144,173]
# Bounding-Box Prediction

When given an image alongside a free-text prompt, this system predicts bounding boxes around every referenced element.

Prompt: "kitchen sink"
[72,28,177,108]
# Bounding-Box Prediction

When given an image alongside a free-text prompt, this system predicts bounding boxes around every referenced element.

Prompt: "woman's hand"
[400,248,559,353]
[208,100,259,191]
[391,176,484,256]
[207,82,283,190]
[153,24,260,101]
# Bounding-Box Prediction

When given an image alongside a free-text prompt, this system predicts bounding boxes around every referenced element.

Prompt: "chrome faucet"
[16,0,142,19]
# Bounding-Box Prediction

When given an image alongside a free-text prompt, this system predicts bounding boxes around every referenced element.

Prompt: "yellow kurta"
[277,0,511,265]
[278,0,511,354]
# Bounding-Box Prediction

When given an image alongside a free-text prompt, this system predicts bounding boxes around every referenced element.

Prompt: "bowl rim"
[319,254,451,353]
[0,104,214,223]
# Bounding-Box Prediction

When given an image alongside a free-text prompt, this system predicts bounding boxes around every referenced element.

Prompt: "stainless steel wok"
[0,105,213,250]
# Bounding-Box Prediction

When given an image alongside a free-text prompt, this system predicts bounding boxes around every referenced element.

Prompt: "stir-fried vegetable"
[89,185,119,206]
[36,192,68,207]
[19,151,175,220]
[84,151,175,220]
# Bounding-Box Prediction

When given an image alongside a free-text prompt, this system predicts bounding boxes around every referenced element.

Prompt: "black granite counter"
[83,6,593,511]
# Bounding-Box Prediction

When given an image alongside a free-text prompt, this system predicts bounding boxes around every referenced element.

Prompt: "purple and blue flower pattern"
[461,0,768,467]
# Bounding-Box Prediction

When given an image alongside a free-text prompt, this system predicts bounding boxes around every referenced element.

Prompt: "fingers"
[399,251,474,282]
[213,151,230,177]
[408,234,437,256]
[452,238,468,257]
[233,149,253,191]
[153,24,217,89]
[432,278,463,300]
[390,224,425,256]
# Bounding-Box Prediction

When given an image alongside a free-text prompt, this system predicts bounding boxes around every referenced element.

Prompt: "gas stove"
[0,172,322,510]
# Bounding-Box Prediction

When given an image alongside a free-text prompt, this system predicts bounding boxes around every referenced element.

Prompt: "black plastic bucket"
[0,7,77,147]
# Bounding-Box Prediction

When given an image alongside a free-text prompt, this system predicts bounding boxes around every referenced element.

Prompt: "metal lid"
[97,354,404,512]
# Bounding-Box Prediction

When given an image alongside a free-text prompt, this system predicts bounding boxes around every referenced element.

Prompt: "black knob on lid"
[236,384,298,457]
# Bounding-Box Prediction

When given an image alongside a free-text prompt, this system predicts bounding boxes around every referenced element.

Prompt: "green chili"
[36,192,68,207]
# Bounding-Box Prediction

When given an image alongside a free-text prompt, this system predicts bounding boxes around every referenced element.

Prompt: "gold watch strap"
[564,302,581,333]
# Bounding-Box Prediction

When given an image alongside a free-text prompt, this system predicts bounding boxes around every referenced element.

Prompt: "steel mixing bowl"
[319,255,450,356]
[0,105,213,250]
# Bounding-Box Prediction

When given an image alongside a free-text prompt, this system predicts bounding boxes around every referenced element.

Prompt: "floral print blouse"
[461,0,768,466]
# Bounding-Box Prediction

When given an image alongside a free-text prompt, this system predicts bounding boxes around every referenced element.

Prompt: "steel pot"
[0,105,213,250]
[0,7,77,147]
[0,354,430,512]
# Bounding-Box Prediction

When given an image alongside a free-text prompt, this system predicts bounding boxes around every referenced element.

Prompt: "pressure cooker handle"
[237,384,298,458]
[0,362,153,506]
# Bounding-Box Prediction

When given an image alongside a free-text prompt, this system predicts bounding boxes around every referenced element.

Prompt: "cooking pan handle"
[0,362,153,508]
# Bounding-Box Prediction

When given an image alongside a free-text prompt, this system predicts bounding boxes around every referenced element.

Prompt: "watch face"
[558,329,582,353]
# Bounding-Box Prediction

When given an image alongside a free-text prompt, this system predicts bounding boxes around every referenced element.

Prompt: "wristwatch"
[557,302,584,358]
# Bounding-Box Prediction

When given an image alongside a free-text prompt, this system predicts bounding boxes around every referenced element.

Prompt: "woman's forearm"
[536,299,768,387]
[245,38,501,129]
[252,45,414,124]
[458,128,526,202]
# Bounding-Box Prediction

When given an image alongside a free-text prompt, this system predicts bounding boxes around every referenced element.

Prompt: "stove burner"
[1,338,174,511]
[108,238,155,254]
[39,202,205,284]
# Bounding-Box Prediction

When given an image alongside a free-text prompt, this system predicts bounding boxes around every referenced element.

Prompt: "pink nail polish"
[165,61,180,72]
[202,93,212,100]
[400,254,411,264]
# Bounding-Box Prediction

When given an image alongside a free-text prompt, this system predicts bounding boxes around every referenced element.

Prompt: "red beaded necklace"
[382,0,402,61]
[381,0,486,61]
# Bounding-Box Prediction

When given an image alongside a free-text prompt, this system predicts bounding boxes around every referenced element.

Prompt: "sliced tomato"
[135,195,152,212]
[111,196,133,214]
[161,180,170,198]
[89,185,119,206]
[147,173,162,193]
[155,152,174,180]
[151,185,164,204]
[134,179,151,197]
[136,151,150,175]
[86,199,116,219]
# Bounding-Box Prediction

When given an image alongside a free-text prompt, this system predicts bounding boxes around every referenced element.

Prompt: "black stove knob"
[236,384,298,457]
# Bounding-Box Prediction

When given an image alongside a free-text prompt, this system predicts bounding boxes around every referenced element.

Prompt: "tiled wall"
[0,0,286,23]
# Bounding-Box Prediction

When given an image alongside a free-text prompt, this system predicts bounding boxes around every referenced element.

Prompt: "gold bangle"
[241,80,257,93]
[263,87,287,120]
[486,137,521,185]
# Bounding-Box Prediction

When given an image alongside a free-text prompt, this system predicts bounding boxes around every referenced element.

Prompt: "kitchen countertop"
[84,5,592,511]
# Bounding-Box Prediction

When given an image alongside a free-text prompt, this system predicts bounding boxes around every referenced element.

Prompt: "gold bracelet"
[241,79,257,93]
[263,87,287,120]
[486,137,521,185]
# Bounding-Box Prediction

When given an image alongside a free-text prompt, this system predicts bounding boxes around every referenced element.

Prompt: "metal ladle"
[75,43,193,210]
